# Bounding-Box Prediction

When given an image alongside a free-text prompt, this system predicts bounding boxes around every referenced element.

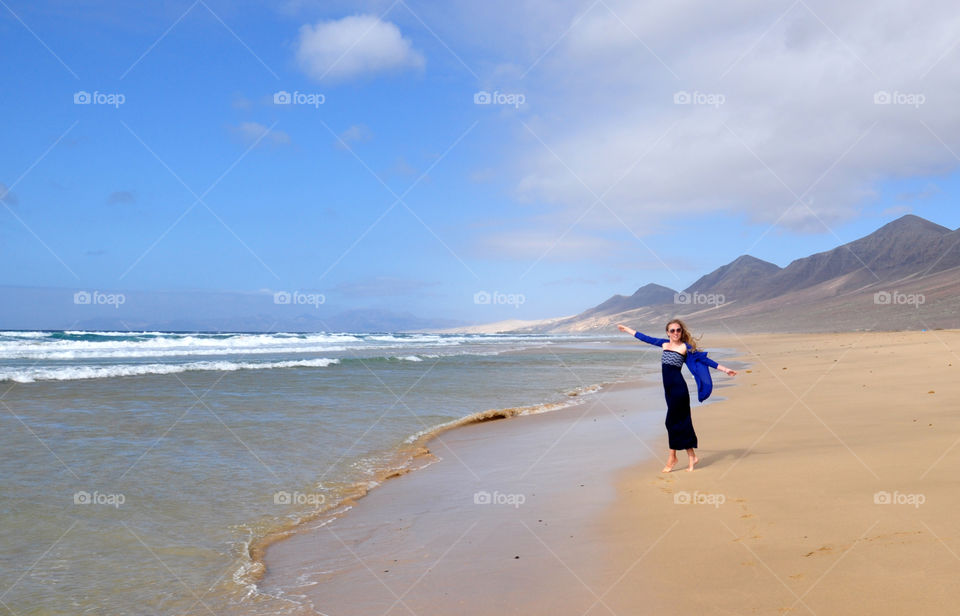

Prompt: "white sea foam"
[0,358,340,383]
[0,333,361,360]
[0,331,581,384]
[0,330,50,338]
[366,334,443,343]
[0,331,560,361]
[4,345,352,360]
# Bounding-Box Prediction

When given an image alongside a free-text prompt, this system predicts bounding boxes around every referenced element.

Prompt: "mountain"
[0,286,467,332]
[508,214,960,334]
[580,283,679,318]
[70,309,466,334]
[684,255,781,301]
[752,214,957,301]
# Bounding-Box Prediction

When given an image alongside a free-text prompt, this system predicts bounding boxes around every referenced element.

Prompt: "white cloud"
[231,94,254,110]
[230,122,291,147]
[895,182,940,202]
[445,0,960,233]
[337,123,373,147]
[473,230,627,261]
[388,156,417,177]
[295,15,425,82]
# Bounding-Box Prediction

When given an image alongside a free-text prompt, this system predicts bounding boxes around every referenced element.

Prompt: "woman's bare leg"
[662,450,678,473]
[686,448,698,472]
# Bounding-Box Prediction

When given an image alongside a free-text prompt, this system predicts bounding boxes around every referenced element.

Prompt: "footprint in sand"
[863,530,923,544]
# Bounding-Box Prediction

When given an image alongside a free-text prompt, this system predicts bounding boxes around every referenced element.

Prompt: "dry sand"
[260,330,960,614]
[602,330,960,614]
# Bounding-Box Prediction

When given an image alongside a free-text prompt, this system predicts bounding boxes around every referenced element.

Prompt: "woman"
[617,320,736,472]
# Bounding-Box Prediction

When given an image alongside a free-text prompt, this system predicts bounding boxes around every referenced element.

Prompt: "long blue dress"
[661,349,697,450]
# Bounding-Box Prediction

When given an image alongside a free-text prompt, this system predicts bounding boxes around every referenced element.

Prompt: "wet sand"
[260,330,960,614]
[259,380,674,615]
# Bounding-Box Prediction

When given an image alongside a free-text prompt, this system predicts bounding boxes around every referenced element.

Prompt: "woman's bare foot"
[686,453,699,472]
[662,455,678,473]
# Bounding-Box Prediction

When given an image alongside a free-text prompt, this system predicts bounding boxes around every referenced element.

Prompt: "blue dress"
[633,331,718,403]
[661,349,697,450]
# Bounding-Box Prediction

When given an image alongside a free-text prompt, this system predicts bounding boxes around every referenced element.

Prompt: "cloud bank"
[505,0,960,234]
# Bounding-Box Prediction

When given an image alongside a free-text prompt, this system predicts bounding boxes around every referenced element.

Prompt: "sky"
[1,0,959,329]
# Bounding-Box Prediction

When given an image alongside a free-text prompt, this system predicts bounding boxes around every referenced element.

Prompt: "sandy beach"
[260,330,960,614]
[602,329,960,614]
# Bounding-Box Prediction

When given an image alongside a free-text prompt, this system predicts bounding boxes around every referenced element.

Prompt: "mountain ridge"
[505,214,960,334]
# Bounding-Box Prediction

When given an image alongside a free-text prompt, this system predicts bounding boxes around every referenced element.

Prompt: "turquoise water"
[0,331,663,615]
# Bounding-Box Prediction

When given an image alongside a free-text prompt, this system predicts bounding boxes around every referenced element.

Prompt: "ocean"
[0,330,664,615]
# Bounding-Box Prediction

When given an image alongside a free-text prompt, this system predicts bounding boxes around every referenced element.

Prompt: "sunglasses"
[668,327,682,333]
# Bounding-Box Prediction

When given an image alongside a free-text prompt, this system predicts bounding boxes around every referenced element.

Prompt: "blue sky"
[2,0,959,328]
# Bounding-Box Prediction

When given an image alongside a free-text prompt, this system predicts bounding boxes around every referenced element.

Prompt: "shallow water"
[0,331,665,614]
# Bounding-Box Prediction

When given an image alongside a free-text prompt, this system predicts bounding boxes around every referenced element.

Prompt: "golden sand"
[599,330,960,613]
[260,331,960,614]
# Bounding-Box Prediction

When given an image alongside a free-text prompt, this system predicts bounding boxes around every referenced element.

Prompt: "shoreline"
[240,377,630,595]
[256,329,960,614]
[256,376,673,614]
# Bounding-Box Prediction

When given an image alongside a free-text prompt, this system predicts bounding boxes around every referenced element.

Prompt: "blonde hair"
[665,318,701,352]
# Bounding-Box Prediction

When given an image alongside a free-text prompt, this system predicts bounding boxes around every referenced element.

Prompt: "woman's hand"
[616,323,635,335]
[722,366,737,376]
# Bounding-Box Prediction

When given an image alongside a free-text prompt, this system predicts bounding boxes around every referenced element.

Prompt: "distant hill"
[576,283,678,318]
[507,214,960,334]
[0,286,468,333]
[685,254,781,300]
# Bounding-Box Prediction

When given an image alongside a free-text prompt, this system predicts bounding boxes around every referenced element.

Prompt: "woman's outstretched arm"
[616,324,668,347]
[693,350,737,376]
[702,355,737,376]
[716,363,737,376]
